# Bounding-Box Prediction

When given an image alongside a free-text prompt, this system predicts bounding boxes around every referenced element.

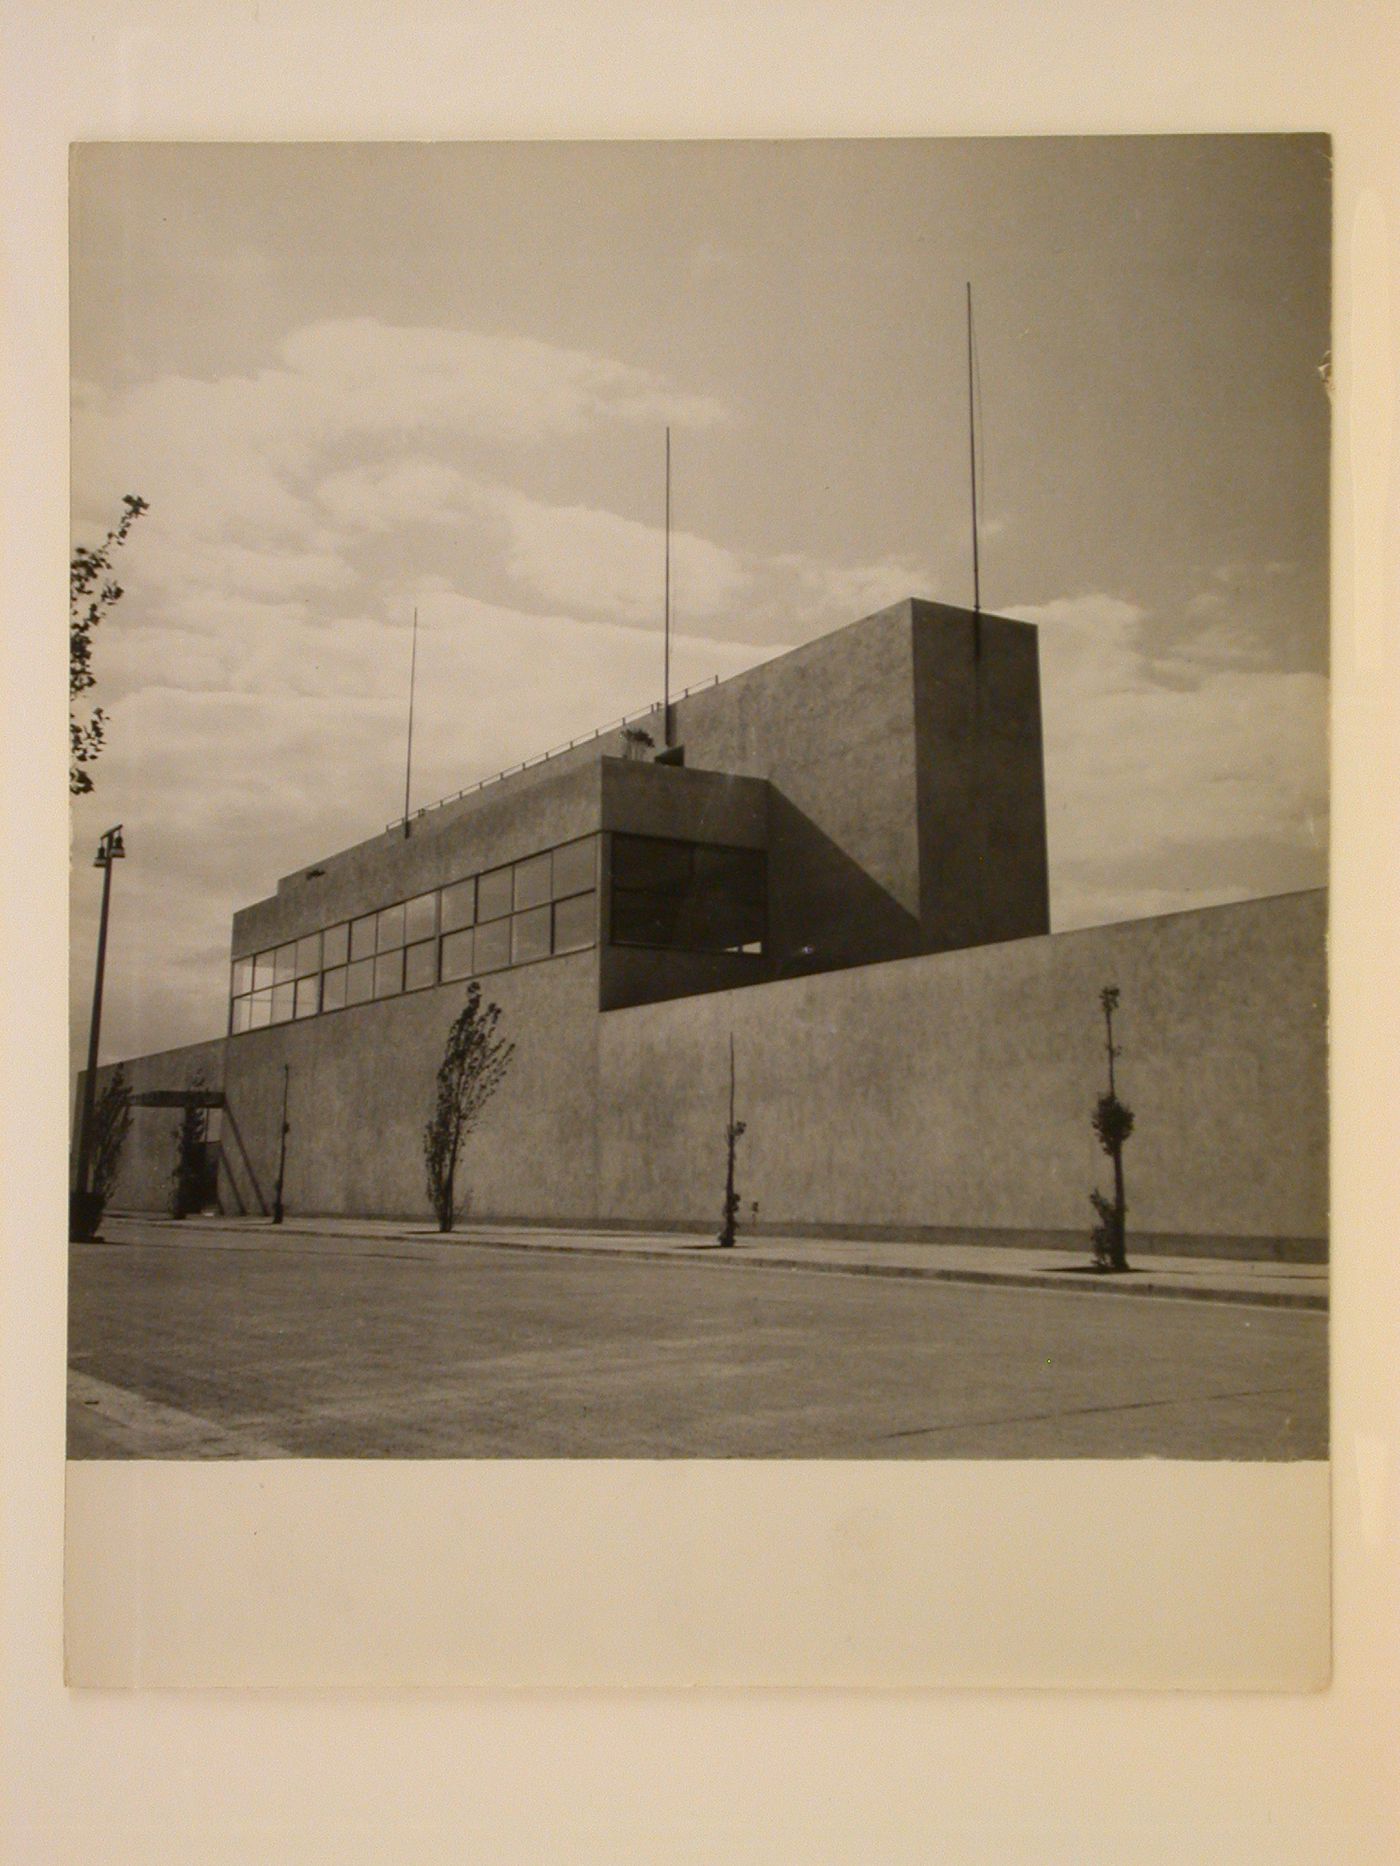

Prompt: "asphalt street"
[67,1218,1328,1460]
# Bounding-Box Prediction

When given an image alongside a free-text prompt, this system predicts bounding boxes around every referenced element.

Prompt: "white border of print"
[5,0,1398,1859]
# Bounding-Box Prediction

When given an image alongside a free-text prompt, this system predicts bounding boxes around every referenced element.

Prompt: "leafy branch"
[70,493,148,794]
[423,983,515,1232]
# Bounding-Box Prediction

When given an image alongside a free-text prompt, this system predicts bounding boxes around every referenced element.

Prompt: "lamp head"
[94,824,125,866]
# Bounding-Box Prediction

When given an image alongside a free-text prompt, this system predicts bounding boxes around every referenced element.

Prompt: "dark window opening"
[610,834,765,955]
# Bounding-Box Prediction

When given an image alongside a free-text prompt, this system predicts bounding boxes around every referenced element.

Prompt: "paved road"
[68,1220,1328,1460]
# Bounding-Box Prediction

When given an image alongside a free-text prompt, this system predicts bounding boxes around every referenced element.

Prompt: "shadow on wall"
[217,1102,267,1217]
[766,791,922,978]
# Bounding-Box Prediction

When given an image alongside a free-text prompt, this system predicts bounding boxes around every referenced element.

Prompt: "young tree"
[71,493,148,794]
[717,1033,747,1247]
[423,983,514,1232]
[69,1065,132,1241]
[170,1074,209,1219]
[1089,986,1135,1271]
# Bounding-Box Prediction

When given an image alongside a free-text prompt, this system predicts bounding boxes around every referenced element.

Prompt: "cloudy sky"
[70,136,1330,1065]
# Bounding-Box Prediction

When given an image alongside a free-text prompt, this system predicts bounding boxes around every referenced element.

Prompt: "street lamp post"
[271,1063,290,1225]
[72,824,125,1216]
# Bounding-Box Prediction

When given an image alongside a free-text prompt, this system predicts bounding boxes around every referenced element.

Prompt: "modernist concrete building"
[87,598,1328,1254]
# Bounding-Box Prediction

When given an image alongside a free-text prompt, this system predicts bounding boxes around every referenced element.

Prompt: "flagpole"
[663,426,672,748]
[402,604,419,838]
[966,281,981,616]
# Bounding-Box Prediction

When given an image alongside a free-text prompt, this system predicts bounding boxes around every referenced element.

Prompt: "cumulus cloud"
[1006,592,1328,930]
[71,584,778,1063]
[70,305,1326,1067]
[279,318,730,441]
[767,552,941,628]
[71,317,730,576]
[478,484,750,626]
[315,456,475,534]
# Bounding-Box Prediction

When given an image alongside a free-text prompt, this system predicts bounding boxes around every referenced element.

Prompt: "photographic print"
[67,136,1329,1472]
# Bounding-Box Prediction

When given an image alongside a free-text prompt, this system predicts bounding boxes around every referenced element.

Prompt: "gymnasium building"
[84,598,1328,1254]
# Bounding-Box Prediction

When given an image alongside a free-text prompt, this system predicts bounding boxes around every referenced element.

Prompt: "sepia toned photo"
[67,135,1329,1464]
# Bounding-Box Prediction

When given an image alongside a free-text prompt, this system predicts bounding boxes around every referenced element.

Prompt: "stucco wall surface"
[220,950,601,1220]
[234,758,603,956]
[671,600,925,969]
[596,890,1327,1242]
[93,892,1326,1245]
[912,608,1050,949]
[85,1035,229,1215]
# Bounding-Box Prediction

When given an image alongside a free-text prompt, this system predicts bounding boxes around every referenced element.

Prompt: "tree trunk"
[1110,1146,1127,1271]
[719,1127,738,1247]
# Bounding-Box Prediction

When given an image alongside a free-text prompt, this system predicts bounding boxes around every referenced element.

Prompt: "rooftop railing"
[384,672,723,834]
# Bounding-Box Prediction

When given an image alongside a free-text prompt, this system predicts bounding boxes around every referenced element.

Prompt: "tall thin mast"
[663,425,672,747]
[402,604,419,837]
[966,281,981,615]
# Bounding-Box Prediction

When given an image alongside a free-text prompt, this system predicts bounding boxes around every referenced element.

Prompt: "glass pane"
[511,904,551,965]
[231,956,254,997]
[611,889,680,947]
[231,996,252,1034]
[694,843,764,893]
[271,981,296,1023]
[349,914,376,962]
[404,891,437,944]
[376,901,406,951]
[440,927,474,981]
[404,938,437,991]
[294,974,320,1018]
[473,916,511,972]
[345,957,374,1005]
[273,942,297,985]
[552,891,595,954]
[477,867,513,923]
[551,836,596,898]
[612,833,692,890]
[294,932,321,977]
[610,840,766,953]
[322,922,349,969]
[252,951,275,991]
[249,988,273,1028]
[513,852,551,912]
[441,877,475,932]
[697,847,766,949]
[373,949,403,998]
[321,965,348,1011]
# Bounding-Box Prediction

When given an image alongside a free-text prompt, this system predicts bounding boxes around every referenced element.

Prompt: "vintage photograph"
[67,136,1329,1461]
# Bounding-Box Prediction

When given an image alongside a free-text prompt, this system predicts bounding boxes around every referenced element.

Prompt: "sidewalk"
[104,1213,1329,1311]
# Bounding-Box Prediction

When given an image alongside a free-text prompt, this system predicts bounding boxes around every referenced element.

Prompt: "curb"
[99,1218,1327,1312]
[450,1234,1329,1312]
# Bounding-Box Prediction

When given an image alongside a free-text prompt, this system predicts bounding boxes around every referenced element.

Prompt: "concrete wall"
[229,600,1049,1007]
[671,600,925,972]
[913,607,1051,949]
[96,891,1327,1247]
[600,758,769,848]
[234,757,604,957]
[597,758,771,1010]
[217,950,602,1220]
[596,891,1327,1243]
[85,1036,229,1215]
[659,598,1050,970]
